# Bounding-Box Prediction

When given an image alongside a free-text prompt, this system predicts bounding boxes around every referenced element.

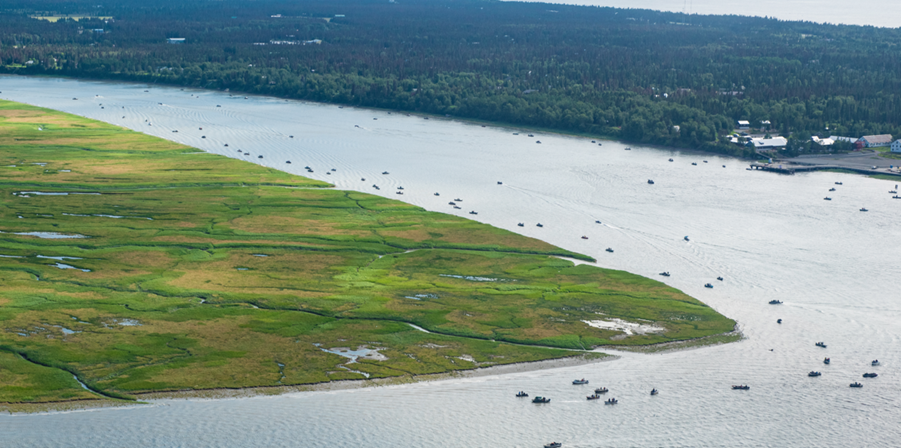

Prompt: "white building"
[812,136,834,146]
[737,120,750,129]
[167,38,185,44]
[748,137,788,151]
[892,139,901,153]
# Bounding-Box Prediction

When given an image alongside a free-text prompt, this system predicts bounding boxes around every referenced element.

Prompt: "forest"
[2,0,901,156]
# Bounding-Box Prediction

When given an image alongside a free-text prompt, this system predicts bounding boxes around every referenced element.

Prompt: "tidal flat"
[0,100,734,406]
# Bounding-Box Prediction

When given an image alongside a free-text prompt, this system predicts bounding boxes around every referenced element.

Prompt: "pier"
[749,162,901,178]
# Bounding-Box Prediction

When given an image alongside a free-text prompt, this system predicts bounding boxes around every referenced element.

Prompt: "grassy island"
[0,100,734,405]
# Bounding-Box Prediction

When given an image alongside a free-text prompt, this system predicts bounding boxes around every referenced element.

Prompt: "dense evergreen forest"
[2,0,901,156]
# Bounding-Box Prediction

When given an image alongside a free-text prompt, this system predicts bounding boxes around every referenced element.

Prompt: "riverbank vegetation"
[0,100,734,404]
[1,0,901,158]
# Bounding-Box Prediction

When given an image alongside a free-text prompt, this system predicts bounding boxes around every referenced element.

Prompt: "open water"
[0,76,899,447]
[514,0,900,28]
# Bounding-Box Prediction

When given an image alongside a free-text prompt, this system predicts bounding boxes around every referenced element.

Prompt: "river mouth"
[0,76,897,447]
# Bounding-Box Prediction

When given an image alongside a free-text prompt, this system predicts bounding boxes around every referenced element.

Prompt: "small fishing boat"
[648,180,655,184]
[592,141,596,143]
[595,220,602,224]
[361,178,366,181]
[824,197,832,201]
[528,134,534,137]
[516,391,528,397]
[650,389,659,396]
[691,162,697,166]
[723,165,726,168]
[815,342,827,348]
[704,283,713,289]
[397,186,404,190]
[224,144,229,147]
[808,371,822,377]
[434,193,439,196]
[604,398,618,405]
[660,272,670,277]
[517,223,524,227]
[606,248,614,253]
[863,373,878,378]
[469,211,478,215]
[860,208,868,212]
[594,387,608,394]
[286,161,291,164]
[624,147,631,151]
[824,358,830,365]
[513,133,519,135]
[532,396,551,403]
[396,191,403,195]
[453,206,461,209]
[258,155,263,159]
[684,236,690,242]
[669,158,674,162]
[872,360,880,366]
[497,181,503,185]
[732,385,750,390]
[890,190,898,194]
[850,382,863,388]
[777,319,782,324]
[587,394,601,400]
[717,276,723,281]
[835,182,843,185]
[382,171,389,175]
[581,236,589,240]
[244,153,250,156]
[536,141,542,144]
[544,443,562,448]
[598,143,602,146]
[829,188,836,192]
[331,169,336,172]
[572,378,589,385]
[537,223,544,227]
[769,300,783,305]
[454,198,462,202]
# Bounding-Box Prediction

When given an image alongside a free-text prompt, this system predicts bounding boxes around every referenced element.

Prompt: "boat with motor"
[669,158,674,162]
[513,133,519,135]
[777,319,782,324]
[516,391,529,397]
[850,382,863,388]
[717,276,724,281]
[890,190,898,194]
[824,357,830,364]
[453,206,461,209]
[815,342,827,348]
[872,360,880,366]
[808,371,822,377]
[835,182,843,185]
[373,186,379,190]
[691,162,697,166]
[660,272,670,277]
[860,208,868,212]
[829,188,836,192]
[769,300,783,305]
[684,236,690,242]
[469,211,478,215]
[497,181,503,185]
[536,141,542,144]
[894,195,901,199]
[517,223,524,227]
[625,147,631,150]
[703,160,708,163]
[544,443,562,448]
[528,134,534,137]
[537,223,544,227]
[286,161,291,164]
[448,202,456,206]
[454,198,462,202]
[382,171,389,175]
[594,387,608,394]
[598,143,603,146]
[605,398,618,405]
[581,236,589,240]
[650,389,659,396]
[572,378,589,385]
[587,394,601,400]
[824,197,832,201]
[606,248,614,253]
[732,385,750,390]
[434,193,440,196]
[532,396,551,403]
[397,186,404,190]
[863,373,878,378]
[595,220,602,224]
[704,283,713,289]
[648,179,655,184]
[723,165,726,168]
[396,191,403,195]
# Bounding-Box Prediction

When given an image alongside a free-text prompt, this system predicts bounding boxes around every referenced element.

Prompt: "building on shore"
[748,137,788,151]
[737,120,750,130]
[167,38,185,44]
[857,134,893,149]
[892,139,901,153]
[812,136,835,146]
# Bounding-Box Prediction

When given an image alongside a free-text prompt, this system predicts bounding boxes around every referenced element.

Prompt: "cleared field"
[0,100,735,404]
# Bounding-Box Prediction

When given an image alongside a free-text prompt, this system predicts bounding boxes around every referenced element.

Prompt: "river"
[512,0,900,28]
[0,76,899,447]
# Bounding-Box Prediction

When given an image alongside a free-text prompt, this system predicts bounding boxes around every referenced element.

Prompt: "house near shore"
[812,136,834,146]
[856,134,893,149]
[892,139,901,153]
[737,120,750,130]
[747,137,788,151]
[167,38,185,44]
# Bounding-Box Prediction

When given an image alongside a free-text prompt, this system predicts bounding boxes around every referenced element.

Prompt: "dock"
[749,162,901,178]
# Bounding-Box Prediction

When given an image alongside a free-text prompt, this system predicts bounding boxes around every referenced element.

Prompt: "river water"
[513,0,899,28]
[0,76,899,447]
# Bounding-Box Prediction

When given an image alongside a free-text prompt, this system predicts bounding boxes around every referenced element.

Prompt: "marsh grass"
[0,100,735,404]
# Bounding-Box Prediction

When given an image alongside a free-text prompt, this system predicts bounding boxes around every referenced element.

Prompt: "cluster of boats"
[520,379,659,410]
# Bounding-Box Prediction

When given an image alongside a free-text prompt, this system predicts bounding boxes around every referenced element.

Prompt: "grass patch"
[0,100,735,403]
